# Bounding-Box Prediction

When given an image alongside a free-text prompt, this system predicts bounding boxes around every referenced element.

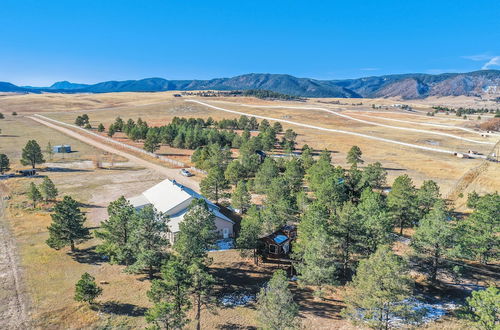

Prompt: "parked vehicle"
[180,169,193,177]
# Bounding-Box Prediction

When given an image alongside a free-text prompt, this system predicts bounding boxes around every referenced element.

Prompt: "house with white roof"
[129,179,235,243]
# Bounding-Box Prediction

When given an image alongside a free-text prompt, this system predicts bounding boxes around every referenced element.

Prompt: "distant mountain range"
[2,70,500,99]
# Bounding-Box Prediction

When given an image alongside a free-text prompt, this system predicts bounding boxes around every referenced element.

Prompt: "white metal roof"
[141,179,193,214]
[128,179,234,228]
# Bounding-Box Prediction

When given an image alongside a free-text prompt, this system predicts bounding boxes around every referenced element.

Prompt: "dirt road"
[28,116,200,192]
[0,184,29,329]
[222,102,495,145]
[187,100,465,155]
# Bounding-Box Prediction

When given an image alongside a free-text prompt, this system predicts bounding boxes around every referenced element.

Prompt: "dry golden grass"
[1,92,498,329]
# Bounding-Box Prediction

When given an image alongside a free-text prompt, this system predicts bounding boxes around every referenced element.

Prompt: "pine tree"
[462,286,499,330]
[456,193,500,264]
[254,157,279,193]
[188,260,215,330]
[46,196,91,251]
[128,205,169,279]
[257,270,299,330]
[173,200,217,263]
[356,188,393,254]
[224,160,244,184]
[387,174,418,235]
[281,129,297,154]
[293,203,337,295]
[97,123,105,132]
[416,180,441,217]
[21,140,45,168]
[332,201,365,279]
[342,245,415,329]
[362,162,387,189]
[95,196,137,265]
[0,154,10,174]
[39,176,58,201]
[283,158,304,193]
[236,206,264,264]
[146,257,191,329]
[108,124,116,137]
[74,272,102,305]
[27,182,42,207]
[200,167,229,203]
[231,180,251,213]
[144,132,161,153]
[299,144,315,170]
[347,145,363,166]
[411,201,455,283]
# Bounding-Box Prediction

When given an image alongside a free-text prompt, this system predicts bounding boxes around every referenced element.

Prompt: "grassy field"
[0,93,496,329]
[36,95,500,202]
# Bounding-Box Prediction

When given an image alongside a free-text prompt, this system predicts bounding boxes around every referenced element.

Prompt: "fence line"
[33,114,187,168]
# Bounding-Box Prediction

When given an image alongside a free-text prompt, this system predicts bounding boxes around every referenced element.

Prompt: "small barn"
[258,225,297,260]
[53,145,71,153]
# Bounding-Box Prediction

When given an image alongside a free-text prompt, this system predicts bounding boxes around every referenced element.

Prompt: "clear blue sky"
[2,0,499,86]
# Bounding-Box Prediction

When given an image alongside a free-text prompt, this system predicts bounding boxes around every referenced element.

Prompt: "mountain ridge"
[1,70,499,99]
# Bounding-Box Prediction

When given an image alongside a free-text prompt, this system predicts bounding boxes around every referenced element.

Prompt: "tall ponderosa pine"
[237,206,264,264]
[173,200,217,263]
[39,176,58,201]
[342,245,416,330]
[146,257,191,329]
[283,158,304,193]
[200,167,229,203]
[387,174,418,235]
[293,203,337,295]
[299,144,315,170]
[46,196,91,251]
[21,139,45,168]
[128,205,169,279]
[411,201,455,283]
[456,193,500,264]
[188,260,215,330]
[254,157,279,194]
[224,160,245,184]
[332,201,365,279]
[416,180,441,217]
[231,180,251,213]
[74,272,102,305]
[357,188,393,254]
[96,196,137,265]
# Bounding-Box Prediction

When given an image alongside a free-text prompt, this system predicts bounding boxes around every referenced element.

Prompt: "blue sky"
[1,0,499,86]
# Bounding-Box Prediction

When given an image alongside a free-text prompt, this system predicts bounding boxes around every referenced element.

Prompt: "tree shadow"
[382,167,406,171]
[217,324,257,330]
[43,167,93,173]
[100,301,148,317]
[78,202,105,209]
[69,246,104,265]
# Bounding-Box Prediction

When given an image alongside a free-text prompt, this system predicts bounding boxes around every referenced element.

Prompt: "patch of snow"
[390,299,459,326]
[209,239,234,252]
[220,292,255,307]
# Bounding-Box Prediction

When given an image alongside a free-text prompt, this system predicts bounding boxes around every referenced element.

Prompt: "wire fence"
[33,114,188,168]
